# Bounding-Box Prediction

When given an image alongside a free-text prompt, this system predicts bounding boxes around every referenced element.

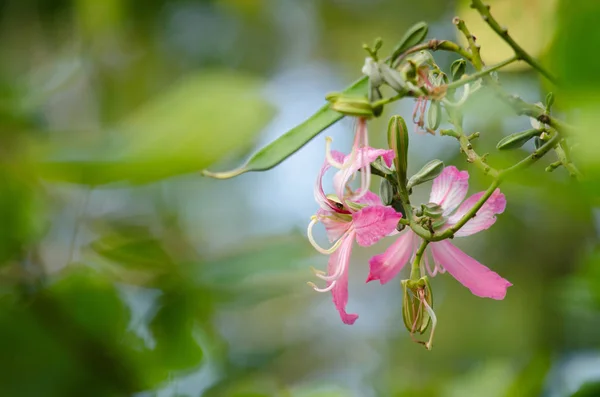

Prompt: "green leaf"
[201,76,369,179]
[37,70,275,185]
[390,21,429,62]
[496,129,541,150]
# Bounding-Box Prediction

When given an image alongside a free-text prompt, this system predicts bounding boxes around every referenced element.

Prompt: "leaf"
[201,77,369,179]
[37,70,275,185]
[390,21,429,62]
[496,129,540,150]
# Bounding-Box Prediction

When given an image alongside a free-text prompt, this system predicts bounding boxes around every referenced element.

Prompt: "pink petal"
[328,233,359,325]
[446,189,507,237]
[355,190,382,206]
[330,150,346,165]
[429,166,469,215]
[317,209,352,243]
[352,206,402,247]
[333,147,395,203]
[430,240,512,300]
[366,230,417,284]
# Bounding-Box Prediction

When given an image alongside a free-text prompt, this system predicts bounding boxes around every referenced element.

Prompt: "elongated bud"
[401,277,434,335]
[326,93,374,118]
[450,59,467,81]
[379,179,394,206]
[407,159,444,189]
[496,129,541,150]
[387,116,409,188]
[390,22,429,63]
[427,100,441,131]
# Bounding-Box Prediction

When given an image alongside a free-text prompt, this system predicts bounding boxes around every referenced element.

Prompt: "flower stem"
[445,56,518,91]
[469,0,557,83]
[410,240,429,281]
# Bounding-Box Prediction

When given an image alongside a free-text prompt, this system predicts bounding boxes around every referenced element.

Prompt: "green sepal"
[407,159,444,189]
[450,59,467,81]
[390,22,429,63]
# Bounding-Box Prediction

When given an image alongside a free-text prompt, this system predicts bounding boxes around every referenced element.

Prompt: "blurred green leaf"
[502,352,552,397]
[38,70,275,185]
[201,77,368,179]
[571,382,600,397]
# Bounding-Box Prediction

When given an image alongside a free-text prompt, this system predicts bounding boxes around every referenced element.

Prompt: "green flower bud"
[326,94,374,118]
[387,116,409,188]
[379,179,394,206]
[421,202,444,219]
[379,63,408,93]
[496,129,541,150]
[407,159,444,189]
[545,92,554,111]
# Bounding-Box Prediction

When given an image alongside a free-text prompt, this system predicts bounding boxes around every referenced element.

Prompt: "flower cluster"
[307,119,511,331]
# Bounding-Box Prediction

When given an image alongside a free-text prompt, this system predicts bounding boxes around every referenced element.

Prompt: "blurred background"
[0,0,599,396]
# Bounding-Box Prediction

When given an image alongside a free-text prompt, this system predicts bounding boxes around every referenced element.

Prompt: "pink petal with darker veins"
[317,209,352,243]
[430,240,512,300]
[429,166,469,216]
[353,206,402,247]
[328,233,359,325]
[367,230,417,284]
[446,189,507,237]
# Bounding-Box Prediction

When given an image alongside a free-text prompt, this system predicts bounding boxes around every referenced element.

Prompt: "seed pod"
[401,277,433,334]
[407,159,444,189]
[450,59,467,81]
[387,116,409,188]
[379,179,394,206]
[496,129,541,150]
[390,22,429,63]
[427,100,441,131]
[326,94,374,118]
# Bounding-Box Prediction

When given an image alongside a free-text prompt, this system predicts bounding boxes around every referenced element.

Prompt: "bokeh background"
[0,0,599,396]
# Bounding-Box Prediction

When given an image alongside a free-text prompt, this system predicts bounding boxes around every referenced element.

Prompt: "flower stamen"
[307,280,337,293]
[325,137,344,169]
[307,216,345,255]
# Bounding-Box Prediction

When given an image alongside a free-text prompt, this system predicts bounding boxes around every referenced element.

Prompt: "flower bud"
[427,100,442,131]
[379,179,394,206]
[387,116,409,188]
[421,202,444,219]
[496,129,540,150]
[326,93,374,118]
[407,159,444,189]
[450,59,467,81]
[545,92,554,110]
[379,63,408,93]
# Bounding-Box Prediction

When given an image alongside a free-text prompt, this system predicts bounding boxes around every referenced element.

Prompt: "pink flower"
[367,166,512,300]
[308,137,401,324]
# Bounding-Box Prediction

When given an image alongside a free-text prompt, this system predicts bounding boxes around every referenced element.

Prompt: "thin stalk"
[410,240,429,281]
[470,0,557,83]
[445,56,518,91]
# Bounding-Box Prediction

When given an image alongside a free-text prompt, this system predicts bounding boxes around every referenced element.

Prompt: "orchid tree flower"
[367,166,512,300]
[308,143,401,324]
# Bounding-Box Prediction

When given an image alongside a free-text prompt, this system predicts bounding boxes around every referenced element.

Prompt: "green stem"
[500,132,561,176]
[470,0,557,83]
[410,240,429,281]
[454,17,485,70]
[445,56,518,91]
[392,39,473,67]
[554,139,583,179]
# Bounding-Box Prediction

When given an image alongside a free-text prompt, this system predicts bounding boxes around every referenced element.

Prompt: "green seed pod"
[401,277,433,334]
[427,101,442,131]
[387,116,409,188]
[450,59,467,81]
[545,92,554,111]
[390,22,429,63]
[379,179,394,206]
[327,94,374,118]
[496,129,541,150]
[407,159,444,189]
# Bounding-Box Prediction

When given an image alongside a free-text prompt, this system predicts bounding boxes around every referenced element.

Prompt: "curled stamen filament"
[311,262,345,282]
[424,252,438,277]
[307,216,344,255]
[420,290,437,351]
[351,121,371,201]
[307,280,337,293]
[443,83,470,108]
[325,137,344,169]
